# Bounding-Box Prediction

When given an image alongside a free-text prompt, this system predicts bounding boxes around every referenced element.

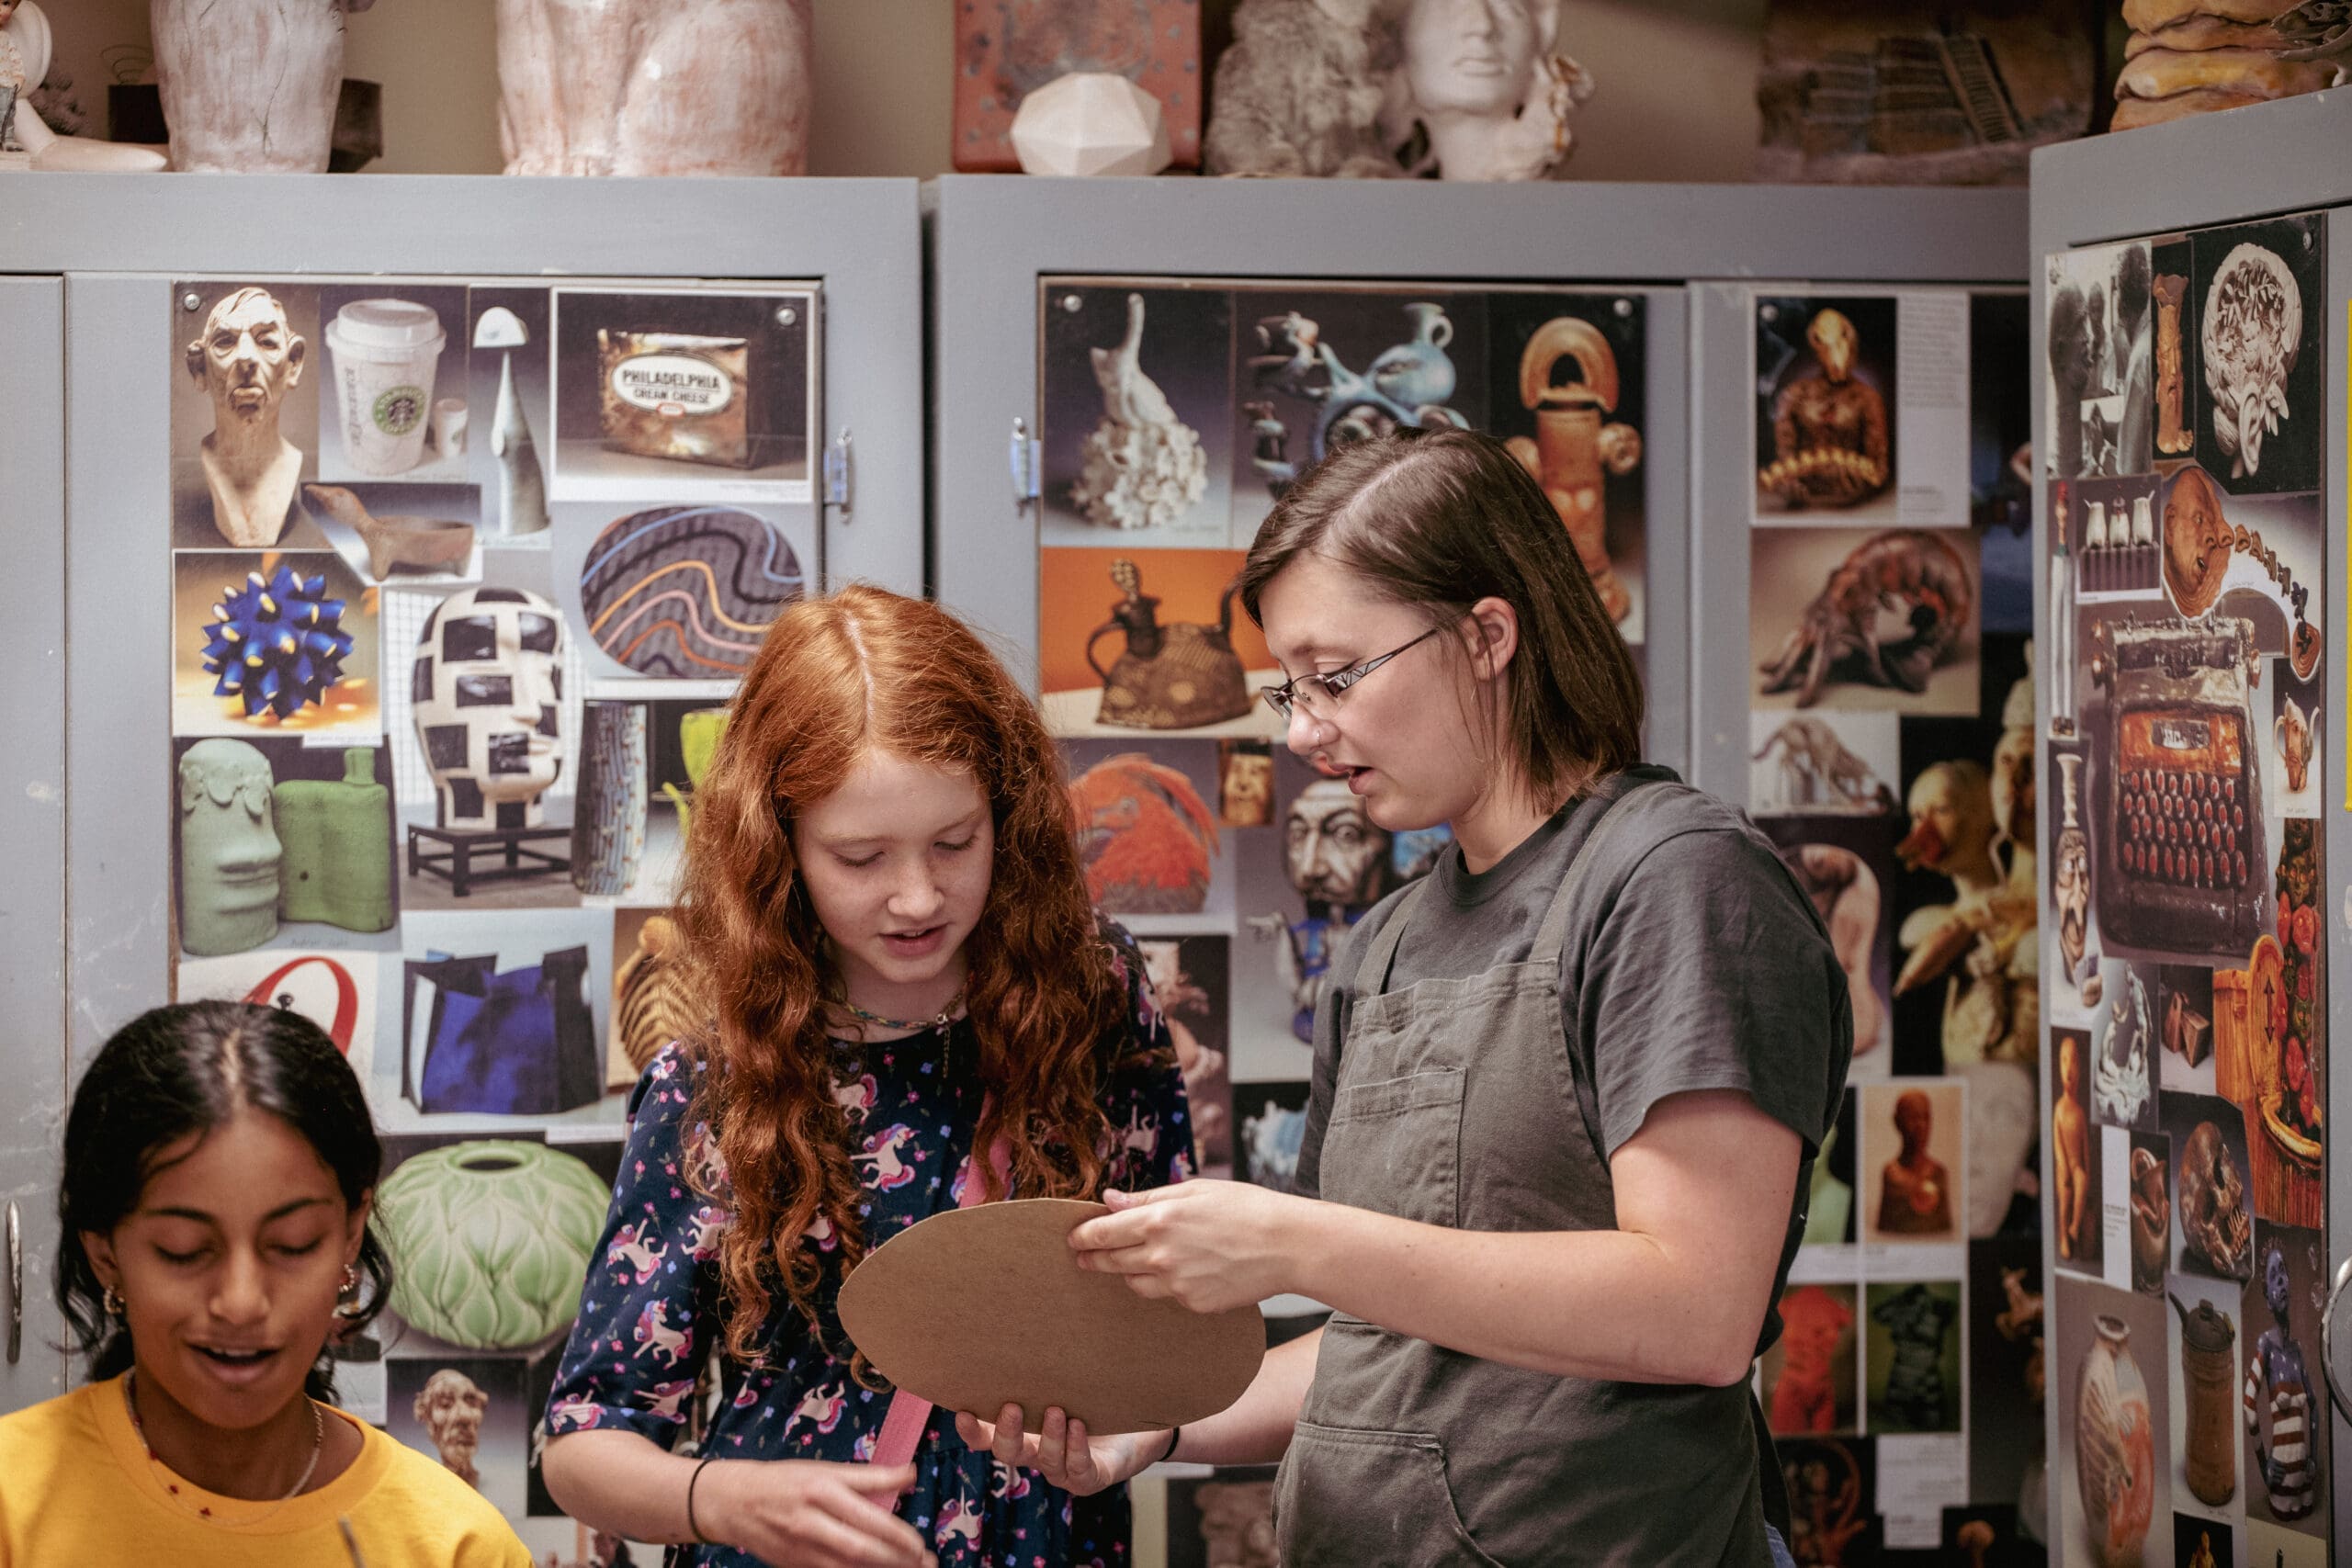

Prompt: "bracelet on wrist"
[1159,1424,1182,1466]
[686,1454,719,1544]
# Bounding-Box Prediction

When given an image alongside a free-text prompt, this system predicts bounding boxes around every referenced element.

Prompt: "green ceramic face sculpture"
[177,738,283,956]
[374,1139,611,1349]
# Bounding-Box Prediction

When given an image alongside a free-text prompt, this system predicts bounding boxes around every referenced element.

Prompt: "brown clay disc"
[2111,89,2269,130]
[2123,0,2297,31]
[2127,17,2286,55]
[837,1198,1265,1437]
[2115,46,2335,103]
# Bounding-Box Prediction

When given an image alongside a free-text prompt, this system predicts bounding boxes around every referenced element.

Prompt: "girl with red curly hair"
[540,586,1193,1567]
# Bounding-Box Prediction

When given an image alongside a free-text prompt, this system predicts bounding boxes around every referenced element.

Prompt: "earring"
[334,1263,363,1318]
[102,1284,124,1319]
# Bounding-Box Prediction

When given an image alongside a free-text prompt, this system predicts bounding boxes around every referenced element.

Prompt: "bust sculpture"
[1382,0,1592,180]
[187,288,309,548]
[1876,1089,1953,1235]
[1206,0,1589,180]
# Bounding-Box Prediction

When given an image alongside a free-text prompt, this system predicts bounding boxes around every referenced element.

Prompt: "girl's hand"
[955,1403,1164,1496]
[697,1458,937,1568]
[1069,1179,1309,1314]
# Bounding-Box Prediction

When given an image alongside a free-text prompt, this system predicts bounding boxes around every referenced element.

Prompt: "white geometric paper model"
[1011,73,1172,177]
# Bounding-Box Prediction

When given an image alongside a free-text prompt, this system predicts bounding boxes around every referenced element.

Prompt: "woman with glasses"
[963,428,1851,1567]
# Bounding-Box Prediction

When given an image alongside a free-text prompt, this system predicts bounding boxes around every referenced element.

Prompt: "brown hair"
[1238,426,1644,811]
[677,584,1122,1363]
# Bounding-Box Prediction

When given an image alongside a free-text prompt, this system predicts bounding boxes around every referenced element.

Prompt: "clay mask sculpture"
[187,288,309,548]
[413,1368,489,1489]
[2201,243,2301,481]
[177,739,284,956]
[2177,1119,2252,1279]
[412,586,567,830]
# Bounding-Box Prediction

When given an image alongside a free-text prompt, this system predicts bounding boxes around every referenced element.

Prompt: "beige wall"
[39,0,1761,182]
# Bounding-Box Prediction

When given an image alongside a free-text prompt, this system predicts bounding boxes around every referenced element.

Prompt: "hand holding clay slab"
[837,1198,1262,1436]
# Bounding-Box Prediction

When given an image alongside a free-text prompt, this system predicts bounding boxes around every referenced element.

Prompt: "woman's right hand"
[954,1403,1164,1497]
[696,1458,937,1568]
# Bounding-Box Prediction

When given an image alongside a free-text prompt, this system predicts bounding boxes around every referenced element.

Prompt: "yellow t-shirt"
[0,1374,534,1567]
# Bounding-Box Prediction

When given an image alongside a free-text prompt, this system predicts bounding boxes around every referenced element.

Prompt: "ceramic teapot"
[1086,558,1250,730]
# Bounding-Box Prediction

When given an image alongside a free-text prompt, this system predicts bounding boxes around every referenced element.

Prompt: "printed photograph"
[549,286,818,503]
[1038,281,1236,549]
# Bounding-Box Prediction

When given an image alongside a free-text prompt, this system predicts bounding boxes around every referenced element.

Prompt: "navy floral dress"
[546,922,1193,1567]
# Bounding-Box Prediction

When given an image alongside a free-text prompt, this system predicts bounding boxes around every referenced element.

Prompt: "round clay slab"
[838,1198,1263,1436]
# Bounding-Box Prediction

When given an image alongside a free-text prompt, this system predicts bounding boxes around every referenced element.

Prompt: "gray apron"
[1273,782,1777,1568]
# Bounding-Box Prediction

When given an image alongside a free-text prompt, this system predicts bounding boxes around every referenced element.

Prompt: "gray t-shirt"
[1295,764,1852,1355]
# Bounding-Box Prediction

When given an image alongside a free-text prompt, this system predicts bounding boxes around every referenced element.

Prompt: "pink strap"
[868,1130,1012,1472]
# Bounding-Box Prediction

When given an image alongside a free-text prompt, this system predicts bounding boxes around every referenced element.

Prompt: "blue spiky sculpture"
[201,565,356,720]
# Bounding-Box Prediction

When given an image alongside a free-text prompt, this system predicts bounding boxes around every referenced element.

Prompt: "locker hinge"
[1010,417,1043,503]
[823,426,854,518]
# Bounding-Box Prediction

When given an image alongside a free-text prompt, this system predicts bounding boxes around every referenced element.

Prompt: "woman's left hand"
[1069,1179,1311,1314]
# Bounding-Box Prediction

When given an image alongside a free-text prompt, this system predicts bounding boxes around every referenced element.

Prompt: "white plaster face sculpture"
[412,586,567,830]
[1386,0,1587,182]
[187,288,309,549]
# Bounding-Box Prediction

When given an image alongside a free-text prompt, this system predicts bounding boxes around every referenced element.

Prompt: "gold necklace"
[840,987,965,1034]
[123,1367,324,1525]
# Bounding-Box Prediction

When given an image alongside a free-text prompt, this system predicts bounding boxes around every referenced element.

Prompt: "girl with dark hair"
[973,428,1853,1566]
[0,999,528,1564]
[540,584,1192,1567]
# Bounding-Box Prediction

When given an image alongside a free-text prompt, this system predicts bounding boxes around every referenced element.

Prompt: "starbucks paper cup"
[327,299,447,476]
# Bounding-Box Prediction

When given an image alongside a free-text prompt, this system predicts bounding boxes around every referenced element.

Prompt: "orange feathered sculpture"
[1069,752,1220,914]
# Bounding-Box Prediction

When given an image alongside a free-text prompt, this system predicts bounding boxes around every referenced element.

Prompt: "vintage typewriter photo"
[2087,613,2268,959]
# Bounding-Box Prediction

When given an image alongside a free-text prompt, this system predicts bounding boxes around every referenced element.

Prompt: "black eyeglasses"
[1261,628,1441,722]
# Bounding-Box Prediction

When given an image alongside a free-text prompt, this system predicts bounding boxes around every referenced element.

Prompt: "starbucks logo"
[373,385,427,436]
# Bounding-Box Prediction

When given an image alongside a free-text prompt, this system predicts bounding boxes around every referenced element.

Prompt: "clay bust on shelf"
[1875,1089,1952,1235]
[187,288,310,549]
[495,0,814,175]
[411,586,568,831]
[0,3,166,170]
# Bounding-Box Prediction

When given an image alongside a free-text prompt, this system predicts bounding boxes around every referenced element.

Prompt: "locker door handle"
[2321,1254,2352,1419]
[5,1201,18,1366]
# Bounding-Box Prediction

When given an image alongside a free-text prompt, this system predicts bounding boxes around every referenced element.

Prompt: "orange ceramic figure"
[1876,1089,1953,1235]
[1770,1285,1853,1434]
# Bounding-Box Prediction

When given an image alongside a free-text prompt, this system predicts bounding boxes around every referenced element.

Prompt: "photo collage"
[1746,285,2042,1558]
[1035,269,1654,1166]
[1038,275,1654,1554]
[2042,213,2333,1568]
[164,272,821,1553]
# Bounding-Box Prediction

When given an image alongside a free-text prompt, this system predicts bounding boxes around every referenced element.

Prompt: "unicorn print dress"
[546,928,1194,1566]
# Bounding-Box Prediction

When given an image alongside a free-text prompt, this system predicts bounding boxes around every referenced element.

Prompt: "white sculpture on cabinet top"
[1383,0,1591,181]
[0,2,167,170]
[151,0,365,174]
[1204,0,1590,181]
[496,0,814,176]
[1010,73,1173,177]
